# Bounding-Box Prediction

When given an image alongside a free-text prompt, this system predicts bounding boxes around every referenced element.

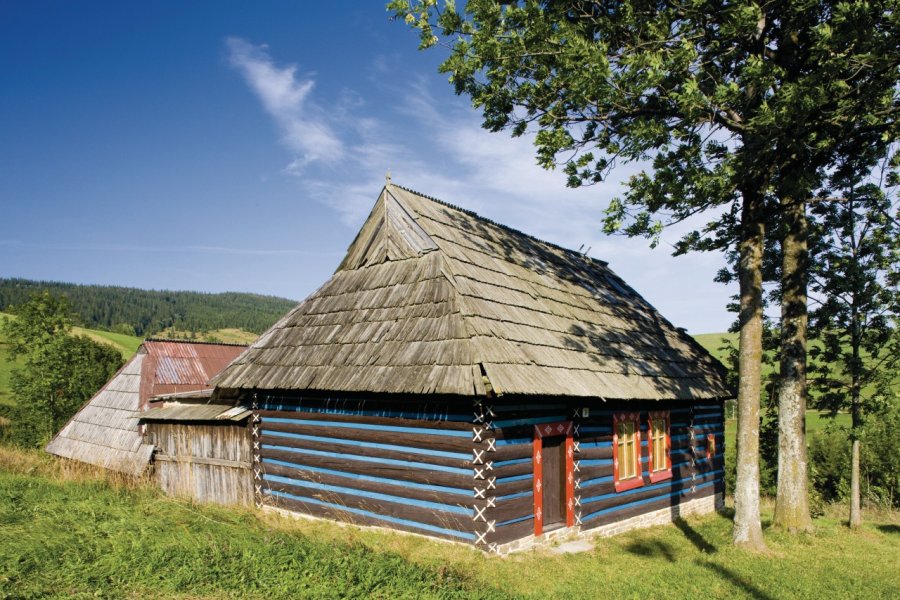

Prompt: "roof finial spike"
[385,169,392,185]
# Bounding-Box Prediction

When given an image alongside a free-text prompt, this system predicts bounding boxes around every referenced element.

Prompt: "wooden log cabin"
[211,183,731,553]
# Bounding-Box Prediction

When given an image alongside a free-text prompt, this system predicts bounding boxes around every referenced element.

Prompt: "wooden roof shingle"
[211,185,730,400]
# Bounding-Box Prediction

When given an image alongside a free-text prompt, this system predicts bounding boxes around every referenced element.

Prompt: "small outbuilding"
[46,340,247,482]
[212,183,730,553]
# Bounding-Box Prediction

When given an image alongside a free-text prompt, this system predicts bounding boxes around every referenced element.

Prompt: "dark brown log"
[260,433,471,470]
[263,461,473,508]
[580,471,719,516]
[577,445,613,460]
[576,463,613,481]
[581,483,720,531]
[262,418,475,453]
[268,494,474,544]
[259,409,473,431]
[490,460,532,478]
[492,494,533,523]
[486,442,533,462]
[490,517,536,545]
[494,476,533,497]
[261,447,472,489]
[267,478,473,532]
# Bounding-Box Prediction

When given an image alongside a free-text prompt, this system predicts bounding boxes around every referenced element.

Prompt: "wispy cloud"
[226,37,343,171]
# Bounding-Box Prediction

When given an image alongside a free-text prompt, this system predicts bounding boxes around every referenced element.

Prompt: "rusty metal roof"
[139,340,246,408]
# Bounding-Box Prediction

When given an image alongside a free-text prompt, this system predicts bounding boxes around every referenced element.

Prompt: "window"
[647,411,672,483]
[613,412,643,492]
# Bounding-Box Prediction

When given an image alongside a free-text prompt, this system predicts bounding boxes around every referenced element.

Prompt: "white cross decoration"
[485,420,494,430]
[485,461,494,471]
[252,413,261,423]
[475,531,487,544]
[254,454,260,463]
[573,461,581,472]
[254,470,262,481]
[487,439,496,452]
[486,520,496,533]
[472,427,483,442]
[253,441,260,451]
[255,485,262,495]
[486,405,496,417]
[575,497,582,507]
[575,478,581,489]
[473,467,485,480]
[575,513,583,526]
[473,449,485,464]
[473,412,484,424]
[487,497,496,508]
[474,487,486,499]
[487,477,496,490]
[574,423,580,436]
[572,408,581,419]
[474,505,487,522]
[573,441,581,453]
[252,425,259,436]
[488,543,498,553]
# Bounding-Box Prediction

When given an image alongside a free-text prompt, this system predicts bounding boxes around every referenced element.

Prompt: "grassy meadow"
[1,447,898,599]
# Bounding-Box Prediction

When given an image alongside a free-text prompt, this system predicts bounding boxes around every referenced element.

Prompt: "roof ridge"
[390,183,608,267]
[143,338,249,347]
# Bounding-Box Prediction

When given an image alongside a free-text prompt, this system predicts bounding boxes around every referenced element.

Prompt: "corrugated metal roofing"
[46,340,249,473]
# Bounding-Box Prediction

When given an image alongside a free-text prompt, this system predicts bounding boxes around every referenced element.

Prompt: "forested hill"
[0,278,297,336]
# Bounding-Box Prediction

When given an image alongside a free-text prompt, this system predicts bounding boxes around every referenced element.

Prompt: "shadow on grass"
[875,524,899,534]
[673,518,717,554]
[624,539,676,562]
[698,561,778,600]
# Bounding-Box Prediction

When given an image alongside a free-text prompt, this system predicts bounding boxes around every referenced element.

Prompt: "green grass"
[156,326,258,345]
[1,448,897,599]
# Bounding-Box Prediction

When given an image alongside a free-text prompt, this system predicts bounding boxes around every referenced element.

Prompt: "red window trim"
[613,412,644,492]
[532,420,575,537]
[706,432,717,462]
[647,410,672,483]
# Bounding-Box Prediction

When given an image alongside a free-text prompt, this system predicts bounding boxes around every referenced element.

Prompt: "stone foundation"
[494,492,725,555]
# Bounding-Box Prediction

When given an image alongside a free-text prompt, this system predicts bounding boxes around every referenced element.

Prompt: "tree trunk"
[733,189,767,551]
[849,398,862,529]
[774,195,813,532]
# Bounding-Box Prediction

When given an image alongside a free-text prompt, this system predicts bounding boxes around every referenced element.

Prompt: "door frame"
[532,420,575,536]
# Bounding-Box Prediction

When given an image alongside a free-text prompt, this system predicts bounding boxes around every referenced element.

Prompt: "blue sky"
[0,1,734,333]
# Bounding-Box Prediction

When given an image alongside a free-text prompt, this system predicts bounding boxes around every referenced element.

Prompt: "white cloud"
[226,37,343,170]
[226,44,735,332]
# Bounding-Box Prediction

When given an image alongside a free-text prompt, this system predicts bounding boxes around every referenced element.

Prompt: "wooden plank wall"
[576,401,725,531]
[148,422,253,506]
[255,394,478,543]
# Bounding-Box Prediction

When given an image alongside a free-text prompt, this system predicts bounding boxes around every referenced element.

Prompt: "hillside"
[0,278,296,337]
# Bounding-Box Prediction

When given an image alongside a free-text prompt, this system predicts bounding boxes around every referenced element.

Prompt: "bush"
[808,403,900,509]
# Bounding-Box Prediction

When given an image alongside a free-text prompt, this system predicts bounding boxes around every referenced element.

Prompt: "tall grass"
[2,447,898,599]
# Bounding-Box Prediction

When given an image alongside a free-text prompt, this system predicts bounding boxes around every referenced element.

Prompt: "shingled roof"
[211,185,730,400]
[46,340,246,475]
